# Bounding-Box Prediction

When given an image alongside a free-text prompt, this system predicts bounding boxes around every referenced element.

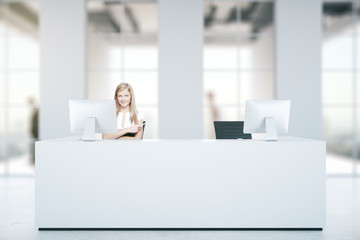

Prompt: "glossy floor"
[0,178,359,240]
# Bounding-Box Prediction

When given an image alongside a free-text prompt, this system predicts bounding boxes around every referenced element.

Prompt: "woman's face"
[117,89,131,108]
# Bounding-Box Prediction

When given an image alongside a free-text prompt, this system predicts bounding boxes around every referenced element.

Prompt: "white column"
[275,0,322,140]
[158,0,203,139]
[39,0,86,139]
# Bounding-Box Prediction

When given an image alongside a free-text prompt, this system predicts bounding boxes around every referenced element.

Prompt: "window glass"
[358,73,360,104]
[217,106,239,121]
[357,108,360,165]
[322,36,353,70]
[0,107,4,143]
[88,72,123,100]
[8,139,34,174]
[124,42,157,70]
[0,106,5,174]
[323,1,360,175]
[9,36,39,69]
[88,36,123,70]
[123,72,158,105]
[239,71,274,104]
[0,140,6,174]
[1,1,39,175]
[0,71,4,103]
[204,37,237,70]
[357,38,360,69]
[357,108,360,137]
[240,36,273,70]
[0,38,5,69]
[323,107,353,141]
[8,107,31,141]
[326,142,353,174]
[8,72,39,104]
[322,72,352,105]
[204,71,237,105]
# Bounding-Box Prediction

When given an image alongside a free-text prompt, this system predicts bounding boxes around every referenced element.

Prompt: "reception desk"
[35,137,325,229]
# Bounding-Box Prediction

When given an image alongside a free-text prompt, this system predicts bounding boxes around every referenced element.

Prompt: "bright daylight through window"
[0,0,39,176]
[322,1,360,175]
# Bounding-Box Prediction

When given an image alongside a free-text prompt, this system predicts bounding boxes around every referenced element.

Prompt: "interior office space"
[0,0,359,239]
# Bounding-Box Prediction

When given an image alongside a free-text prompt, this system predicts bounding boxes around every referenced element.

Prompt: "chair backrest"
[141,121,146,139]
[213,121,252,139]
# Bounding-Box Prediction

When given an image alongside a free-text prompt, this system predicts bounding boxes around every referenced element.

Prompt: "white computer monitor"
[244,100,290,141]
[69,100,117,141]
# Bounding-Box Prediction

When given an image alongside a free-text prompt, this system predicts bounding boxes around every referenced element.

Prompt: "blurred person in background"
[207,91,219,139]
[28,97,38,164]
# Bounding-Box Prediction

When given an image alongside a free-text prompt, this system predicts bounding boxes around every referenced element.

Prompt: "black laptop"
[213,121,252,139]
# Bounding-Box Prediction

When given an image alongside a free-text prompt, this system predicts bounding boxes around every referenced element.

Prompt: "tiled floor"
[0,177,359,240]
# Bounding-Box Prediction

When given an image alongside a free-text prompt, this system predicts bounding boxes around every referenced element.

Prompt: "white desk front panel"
[35,137,325,228]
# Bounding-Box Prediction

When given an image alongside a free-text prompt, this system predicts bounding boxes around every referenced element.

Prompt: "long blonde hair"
[114,82,139,124]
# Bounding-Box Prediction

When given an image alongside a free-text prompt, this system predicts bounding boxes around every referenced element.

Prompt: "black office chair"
[123,120,146,139]
[141,120,146,139]
[213,121,252,139]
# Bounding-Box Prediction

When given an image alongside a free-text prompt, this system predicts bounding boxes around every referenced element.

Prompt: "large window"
[322,1,360,175]
[203,1,274,138]
[0,0,39,176]
[87,0,158,139]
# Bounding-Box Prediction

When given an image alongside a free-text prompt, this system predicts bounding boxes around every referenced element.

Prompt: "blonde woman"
[103,83,144,139]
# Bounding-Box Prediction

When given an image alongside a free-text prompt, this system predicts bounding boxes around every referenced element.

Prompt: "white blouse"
[116,111,144,130]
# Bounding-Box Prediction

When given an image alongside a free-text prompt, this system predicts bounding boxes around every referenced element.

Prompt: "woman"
[103,82,144,139]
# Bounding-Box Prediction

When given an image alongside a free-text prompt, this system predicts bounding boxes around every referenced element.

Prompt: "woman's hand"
[127,125,141,133]
[103,123,143,139]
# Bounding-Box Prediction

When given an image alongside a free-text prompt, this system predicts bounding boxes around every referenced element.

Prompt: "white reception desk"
[35,137,325,229]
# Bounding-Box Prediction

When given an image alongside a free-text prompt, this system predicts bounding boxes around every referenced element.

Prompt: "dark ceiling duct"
[323,2,352,16]
[204,4,217,28]
[88,11,121,33]
[8,2,38,26]
[207,2,274,37]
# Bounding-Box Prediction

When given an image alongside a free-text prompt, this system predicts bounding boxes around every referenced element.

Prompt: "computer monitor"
[244,100,290,141]
[69,100,117,141]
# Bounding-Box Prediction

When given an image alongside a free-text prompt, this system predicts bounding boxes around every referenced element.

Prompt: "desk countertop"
[37,136,324,143]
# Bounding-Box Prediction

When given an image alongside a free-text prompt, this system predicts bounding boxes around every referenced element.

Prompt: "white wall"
[158,0,203,139]
[275,0,322,140]
[40,0,86,139]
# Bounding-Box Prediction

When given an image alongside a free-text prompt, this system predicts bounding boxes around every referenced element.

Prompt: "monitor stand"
[265,117,278,141]
[82,117,96,141]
